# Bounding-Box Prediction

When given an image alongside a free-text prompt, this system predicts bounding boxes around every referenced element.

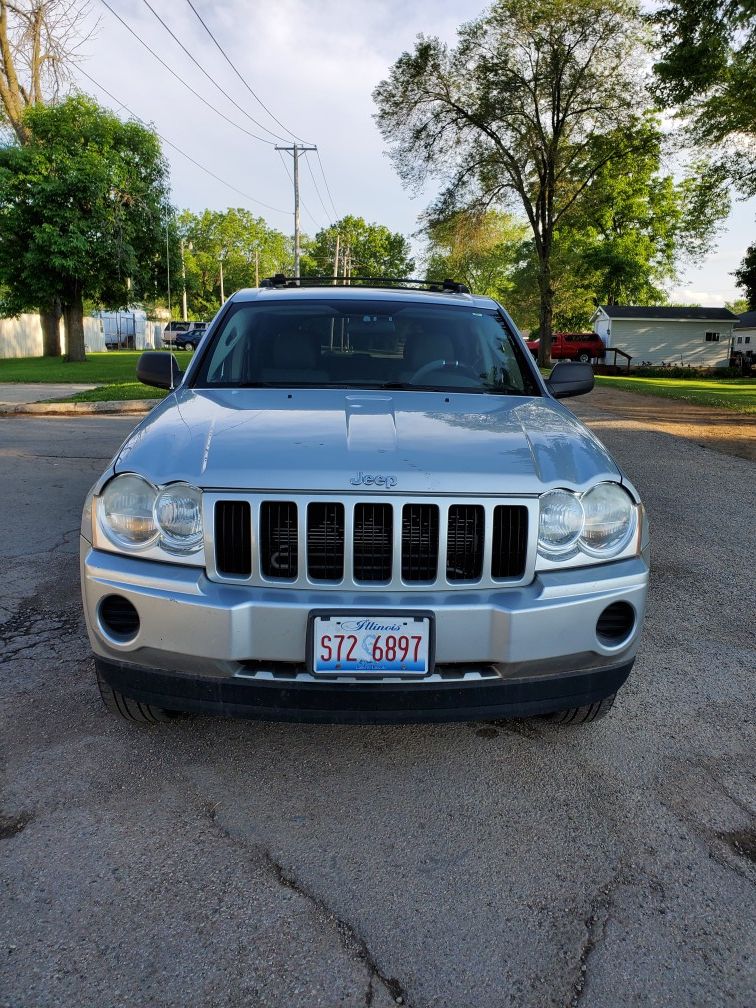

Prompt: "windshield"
[191,299,539,396]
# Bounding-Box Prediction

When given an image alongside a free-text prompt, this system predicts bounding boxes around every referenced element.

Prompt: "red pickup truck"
[525,332,606,363]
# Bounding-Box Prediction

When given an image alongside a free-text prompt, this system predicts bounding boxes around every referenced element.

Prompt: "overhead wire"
[275,149,320,228]
[140,0,290,144]
[79,68,291,215]
[315,148,339,221]
[184,0,312,145]
[304,150,334,228]
[98,0,277,146]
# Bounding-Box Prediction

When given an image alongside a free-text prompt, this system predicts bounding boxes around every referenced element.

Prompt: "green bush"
[628,365,740,379]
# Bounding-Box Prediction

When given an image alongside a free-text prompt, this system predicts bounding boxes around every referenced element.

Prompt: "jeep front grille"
[211,496,531,589]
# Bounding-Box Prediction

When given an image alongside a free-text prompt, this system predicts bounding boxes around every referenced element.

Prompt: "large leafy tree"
[374,0,650,365]
[423,208,527,300]
[651,1,756,195]
[735,243,756,308]
[0,94,170,361]
[177,208,291,318]
[0,0,88,354]
[301,215,415,280]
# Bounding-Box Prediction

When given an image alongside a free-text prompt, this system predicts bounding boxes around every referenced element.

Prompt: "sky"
[72,0,754,306]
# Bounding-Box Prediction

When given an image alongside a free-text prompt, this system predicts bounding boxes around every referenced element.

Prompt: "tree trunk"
[40,300,62,357]
[537,254,554,369]
[63,293,86,362]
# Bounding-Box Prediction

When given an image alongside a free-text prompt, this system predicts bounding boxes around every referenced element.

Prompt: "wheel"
[543,693,616,725]
[576,352,591,363]
[183,341,194,352]
[96,668,177,724]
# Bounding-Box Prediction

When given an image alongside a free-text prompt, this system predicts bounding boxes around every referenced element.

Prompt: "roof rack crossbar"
[259,274,471,294]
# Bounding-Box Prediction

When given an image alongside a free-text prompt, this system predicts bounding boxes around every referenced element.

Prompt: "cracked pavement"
[1,412,754,1008]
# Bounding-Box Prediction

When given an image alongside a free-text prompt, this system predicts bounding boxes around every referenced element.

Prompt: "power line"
[184,0,311,145]
[304,150,334,227]
[79,68,291,216]
[315,149,339,220]
[140,0,289,144]
[98,0,277,146]
[276,148,319,228]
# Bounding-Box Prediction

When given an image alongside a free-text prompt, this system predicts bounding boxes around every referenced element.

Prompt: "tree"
[0,94,170,361]
[423,208,527,300]
[651,1,756,195]
[301,215,415,279]
[176,208,291,317]
[735,244,756,308]
[374,0,650,365]
[0,0,89,354]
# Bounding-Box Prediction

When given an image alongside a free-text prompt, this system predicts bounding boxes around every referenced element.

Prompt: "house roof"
[597,305,737,321]
[735,309,756,328]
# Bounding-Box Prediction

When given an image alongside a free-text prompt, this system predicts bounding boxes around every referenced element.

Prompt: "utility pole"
[275,143,317,278]
[333,233,340,284]
[255,248,260,287]
[180,238,188,320]
[219,248,226,304]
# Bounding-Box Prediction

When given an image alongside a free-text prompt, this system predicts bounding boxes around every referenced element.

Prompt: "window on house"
[737,336,743,343]
[704,331,720,342]
[746,336,751,344]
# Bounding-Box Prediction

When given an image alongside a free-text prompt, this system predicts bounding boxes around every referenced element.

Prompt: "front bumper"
[81,542,648,722]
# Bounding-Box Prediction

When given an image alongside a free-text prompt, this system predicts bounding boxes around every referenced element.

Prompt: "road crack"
[567,872,622,1007]
[201,802,409,1006]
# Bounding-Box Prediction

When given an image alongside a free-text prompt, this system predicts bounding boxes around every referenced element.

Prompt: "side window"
[705,331,720,342]
[737,336,743,344]
[746,336,751,344]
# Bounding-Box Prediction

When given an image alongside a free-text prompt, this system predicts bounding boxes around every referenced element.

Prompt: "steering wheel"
[408,359,480,384]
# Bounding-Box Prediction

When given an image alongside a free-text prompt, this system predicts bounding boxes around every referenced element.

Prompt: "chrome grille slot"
[491,505,528,578]
[214,500,252,577]
[260,501,298,579]
[307,502,344,581]
[446,504,484,581]
[353,503,393,581]
[402,504,439,582]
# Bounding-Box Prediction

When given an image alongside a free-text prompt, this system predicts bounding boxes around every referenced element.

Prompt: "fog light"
[99,595,140,642]
[596,601,635,647]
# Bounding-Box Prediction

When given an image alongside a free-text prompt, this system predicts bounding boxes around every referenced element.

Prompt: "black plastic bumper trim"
[94,656,634,725]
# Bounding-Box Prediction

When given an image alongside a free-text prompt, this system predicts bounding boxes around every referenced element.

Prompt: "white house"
[733,310,756,359]
[591,305,737,369]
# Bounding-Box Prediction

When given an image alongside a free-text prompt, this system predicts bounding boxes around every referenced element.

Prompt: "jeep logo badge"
[350,472,397,488]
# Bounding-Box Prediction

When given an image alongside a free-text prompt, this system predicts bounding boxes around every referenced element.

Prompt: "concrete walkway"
[0,382,96,404]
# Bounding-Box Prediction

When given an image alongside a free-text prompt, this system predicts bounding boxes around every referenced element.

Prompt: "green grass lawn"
[594,375,756,414]
[0,350,192,401]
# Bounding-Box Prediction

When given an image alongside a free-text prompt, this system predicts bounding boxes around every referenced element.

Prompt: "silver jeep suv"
[80,278,649,725]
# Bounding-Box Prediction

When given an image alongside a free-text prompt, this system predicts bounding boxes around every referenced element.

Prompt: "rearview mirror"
[136,351,183,390]
[545,361,594,399]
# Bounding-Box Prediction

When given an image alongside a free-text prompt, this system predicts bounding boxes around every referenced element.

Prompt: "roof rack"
[259,274,471,294]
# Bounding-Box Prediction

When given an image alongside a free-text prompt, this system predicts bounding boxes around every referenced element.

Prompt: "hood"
[115,388,620,495]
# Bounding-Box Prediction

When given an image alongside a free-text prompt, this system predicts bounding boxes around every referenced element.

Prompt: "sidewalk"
[0,382,96,404]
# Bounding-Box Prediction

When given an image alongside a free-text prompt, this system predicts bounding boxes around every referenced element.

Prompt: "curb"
[0,399,161,416]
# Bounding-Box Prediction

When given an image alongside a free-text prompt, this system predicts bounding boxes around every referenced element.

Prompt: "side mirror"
[136,351,183,390]
[545,361,594,399]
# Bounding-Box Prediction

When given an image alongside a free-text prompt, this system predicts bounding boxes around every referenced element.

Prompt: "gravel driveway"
[1,408,753,1008]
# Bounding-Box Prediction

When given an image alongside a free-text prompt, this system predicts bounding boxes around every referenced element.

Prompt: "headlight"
[154,483,203,552]
[538,483,637,561]
[538,489,584,555]
[579,483,635,557]
[101,474,159,549]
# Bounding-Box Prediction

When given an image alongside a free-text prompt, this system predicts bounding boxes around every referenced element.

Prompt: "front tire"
[576,352,591,363]
[96,668,176,724]
[543,693,616,725]
[183,341,194,352]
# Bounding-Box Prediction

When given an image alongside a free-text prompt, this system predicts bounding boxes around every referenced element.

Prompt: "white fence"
[0,313,164,358]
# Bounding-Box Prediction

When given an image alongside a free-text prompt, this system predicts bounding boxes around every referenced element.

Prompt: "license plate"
[310,613,432,676]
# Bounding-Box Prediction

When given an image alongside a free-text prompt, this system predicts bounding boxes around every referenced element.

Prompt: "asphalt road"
[1,408,754,1008]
